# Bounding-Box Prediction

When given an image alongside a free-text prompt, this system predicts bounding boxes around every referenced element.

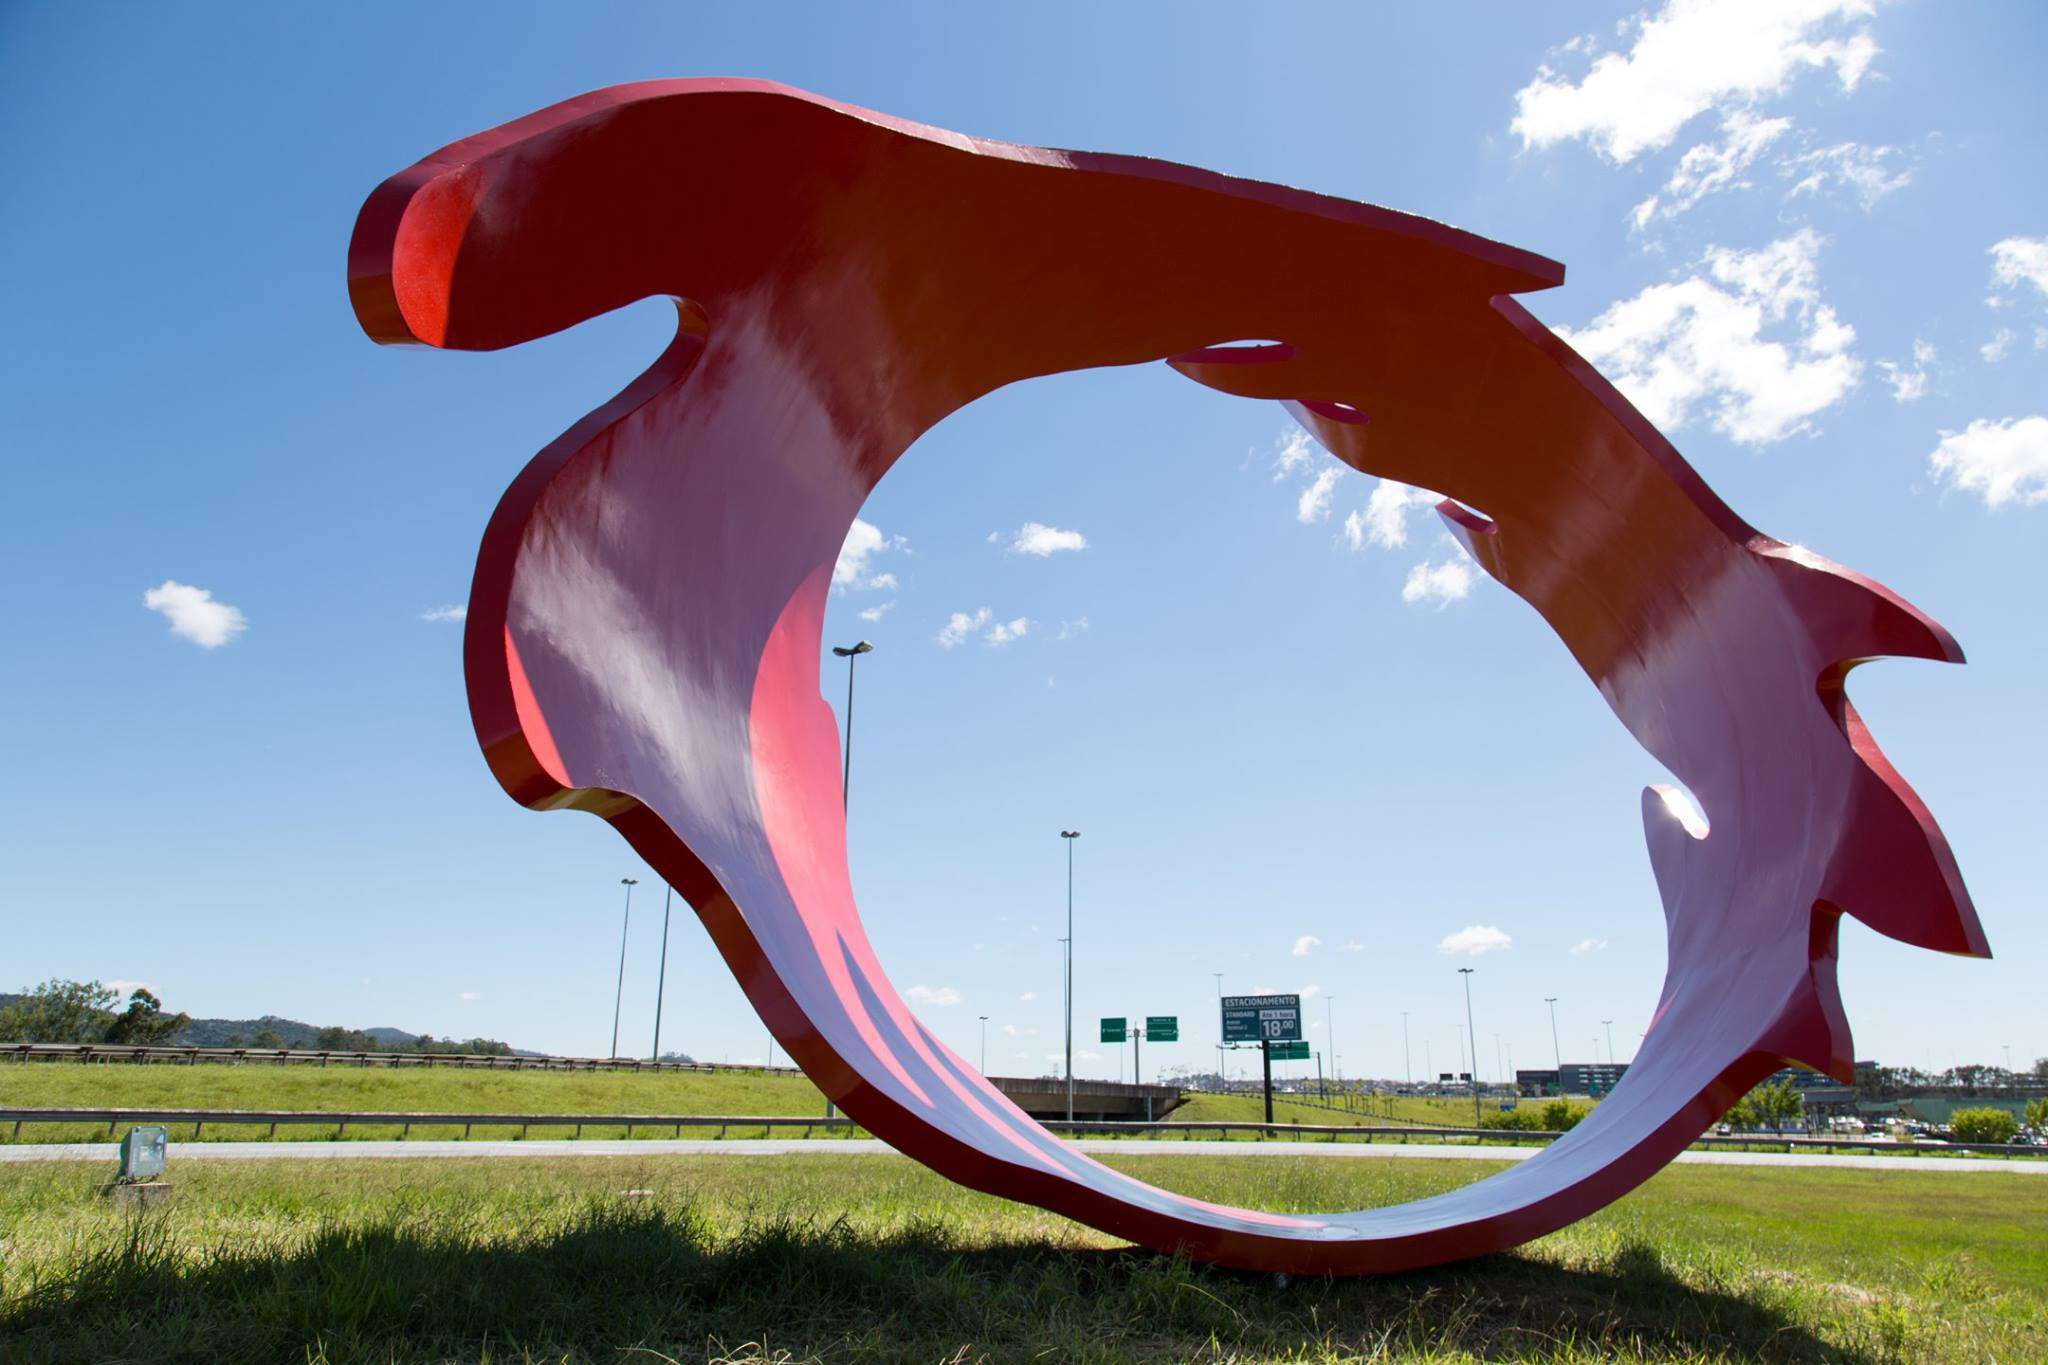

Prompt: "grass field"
[0,1062,837,1143]
[2,1151,2042,1363]
[1176,1092,1523,1129]
[0,1064,1508,1145]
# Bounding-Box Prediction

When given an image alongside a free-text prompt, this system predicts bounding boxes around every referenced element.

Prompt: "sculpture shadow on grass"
[6,1200,1880,1364]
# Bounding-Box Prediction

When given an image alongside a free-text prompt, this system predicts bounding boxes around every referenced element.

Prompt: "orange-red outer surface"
[348,81,1988,1275]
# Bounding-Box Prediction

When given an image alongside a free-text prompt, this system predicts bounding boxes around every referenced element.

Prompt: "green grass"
[2,1152,2042,1362]
[1174,1092,1529,1130]
[0,1062,834,1143]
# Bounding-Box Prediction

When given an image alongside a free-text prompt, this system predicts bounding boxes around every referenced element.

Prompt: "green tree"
[249,1027,285,1049]
[315,1025,380,1051]
[1539,1099,1587,1132]
[0,979,119,1042]
[102,988,191,1045]
[2025,1097,2048,1134]
[1949,1108,2019,1144]
[1725,1082,1802,1132]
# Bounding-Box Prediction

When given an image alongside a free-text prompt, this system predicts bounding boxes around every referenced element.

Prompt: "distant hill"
[175,1015,431,1050]
[0,990,529,1055]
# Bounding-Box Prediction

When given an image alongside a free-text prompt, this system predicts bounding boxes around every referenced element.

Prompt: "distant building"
[1515,1063,1629,1096]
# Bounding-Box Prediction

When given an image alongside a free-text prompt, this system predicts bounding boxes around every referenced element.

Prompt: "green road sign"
[1270,1040,1311,1061]
[1145,1015,1178,1041]
[1100,1017,1127,1043]
[1220,993,1301,1043]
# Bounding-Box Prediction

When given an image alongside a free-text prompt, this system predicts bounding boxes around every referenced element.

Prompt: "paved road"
[4,1138,2041,1172]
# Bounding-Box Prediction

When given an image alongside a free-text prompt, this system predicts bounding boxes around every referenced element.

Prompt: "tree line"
[0,979,513,1057]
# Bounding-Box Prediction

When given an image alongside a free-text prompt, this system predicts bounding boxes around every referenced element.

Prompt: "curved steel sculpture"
[348,80,1986,1274]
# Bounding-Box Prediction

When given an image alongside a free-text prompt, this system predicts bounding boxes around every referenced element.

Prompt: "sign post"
[1103,1015,1175,1085]
[1221,994,1301,1130]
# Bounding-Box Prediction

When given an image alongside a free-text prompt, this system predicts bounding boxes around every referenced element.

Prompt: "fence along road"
[4,1135,2043,1174]
[3,1106,2041,1162]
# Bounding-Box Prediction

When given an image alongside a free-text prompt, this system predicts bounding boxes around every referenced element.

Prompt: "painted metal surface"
[348,80,1986,1274]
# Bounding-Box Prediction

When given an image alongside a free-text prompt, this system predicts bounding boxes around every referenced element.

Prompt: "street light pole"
[979,1015,989,1073]
[610,878,637,1059]
[1402,1011,1411,1087]
[1213,972,1224,1086]
[830,641,874,811]
[825,640,873,1119]
[1061,830,1080,1122]
[1326,996,1337,1098]
[1603,1019,1616,1063]
[1544,997,1561,1077]
[651,884,673,1061]
[1459,967,1480,1126]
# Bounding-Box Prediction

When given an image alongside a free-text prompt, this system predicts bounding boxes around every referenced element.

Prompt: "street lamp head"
[1458,966,1474,976]
[1061,830,1080,839]
[832,641,875,657]
[622,877,639,886]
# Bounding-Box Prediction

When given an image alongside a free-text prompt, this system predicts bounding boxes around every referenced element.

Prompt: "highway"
[5,1137,2042,1172]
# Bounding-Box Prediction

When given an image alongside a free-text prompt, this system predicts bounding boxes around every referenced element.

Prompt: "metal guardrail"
[0,1107,861,1140]
[2,1107,2037,1158]
[2,1042,803,1074]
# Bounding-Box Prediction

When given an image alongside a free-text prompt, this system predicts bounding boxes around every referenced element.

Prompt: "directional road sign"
[1145,1015,1178,1042]
[1220,993,1301,1044]
[1269,1040,1310,1061]
[1100,1017,1127,1044]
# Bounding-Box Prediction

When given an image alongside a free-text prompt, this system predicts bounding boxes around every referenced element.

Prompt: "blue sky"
[3,2,2043,1084]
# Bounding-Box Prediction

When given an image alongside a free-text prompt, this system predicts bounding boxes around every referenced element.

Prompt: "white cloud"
[1002,1024,1038,1037]
[1630,108,1792,229]
[856,601,894,622]
[421,605,467,623]
[1928,417,2048,508]
[1402,556,1476,607]
[904,984,962,1007]
[1876,339,1934,403]
[1268,425,1474,607]
[1010,522,1088,556]
[1512,0,1878,165]
[1018,991,1036,1003]
[1570,938,1609,955]
[1291,935,1321,957]
[1269,427,1316,481]
[833,518,908,592]
[457,990,481,1002]
[1781,140,1910,210]
[937,608,990,649]
[1990,236,2048,303]
[1439,925,1514,956]
[102,978,159,999]
[984,617,1030,647]
[1296,467,1340,523]
[1078,1049,1102,1062]
[143,580,246,648]
[1981,330,2016,363]
[1345,479,1439,551]
[1056,617,1089,639]
[1338,941,1364,954]
[938,608,1031,649]
[1296,984,1321,1000]
[1556,230,1860,445]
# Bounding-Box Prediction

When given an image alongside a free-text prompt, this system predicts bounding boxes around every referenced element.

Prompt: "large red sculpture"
[349,81,1986,1274]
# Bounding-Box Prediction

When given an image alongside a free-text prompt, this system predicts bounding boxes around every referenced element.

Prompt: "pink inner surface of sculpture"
[347,79,1986,1275]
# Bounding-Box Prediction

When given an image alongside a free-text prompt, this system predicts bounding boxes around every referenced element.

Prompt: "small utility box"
[106,1125,172,1209]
